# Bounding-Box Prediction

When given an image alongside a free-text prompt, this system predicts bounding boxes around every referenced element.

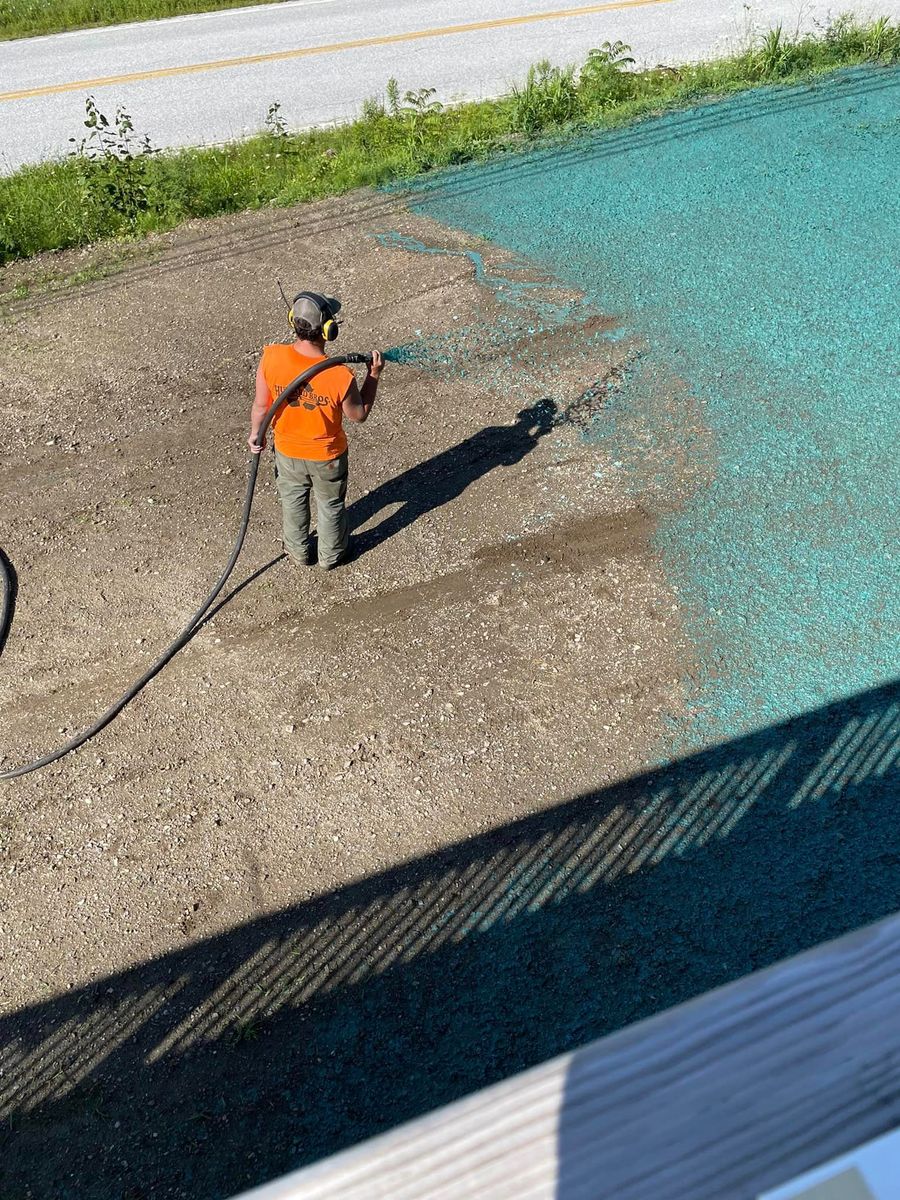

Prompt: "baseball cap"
[292,292,341,328]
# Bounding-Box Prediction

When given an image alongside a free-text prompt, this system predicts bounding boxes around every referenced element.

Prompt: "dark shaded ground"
[2,680,897,1199]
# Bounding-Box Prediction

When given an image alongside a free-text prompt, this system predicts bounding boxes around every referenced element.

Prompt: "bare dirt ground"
[0,192,692,1006]
[4,80,898,1199]
[0,190,698,1195]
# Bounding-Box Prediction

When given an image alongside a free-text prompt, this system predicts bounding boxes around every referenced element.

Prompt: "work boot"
[320,545,350,571]
[283,542,313,568]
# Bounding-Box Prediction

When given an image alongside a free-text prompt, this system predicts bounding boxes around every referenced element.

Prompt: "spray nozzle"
[343,352,374,366]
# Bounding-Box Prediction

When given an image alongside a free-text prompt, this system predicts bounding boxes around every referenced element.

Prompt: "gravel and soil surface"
[0,192,703,1197]
[0,193,691,1010]
[1,94,897,1194]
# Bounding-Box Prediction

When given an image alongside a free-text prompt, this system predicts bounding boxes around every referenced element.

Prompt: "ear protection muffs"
[288,291,340,341]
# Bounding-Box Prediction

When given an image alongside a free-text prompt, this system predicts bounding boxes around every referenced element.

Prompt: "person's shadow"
[348,398,558,555]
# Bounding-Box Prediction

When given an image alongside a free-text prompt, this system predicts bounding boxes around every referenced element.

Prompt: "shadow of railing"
[1,681,897,1199]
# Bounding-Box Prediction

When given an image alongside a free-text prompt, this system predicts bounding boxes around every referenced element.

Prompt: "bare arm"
[342,350,384,424]
[248,359,271,452]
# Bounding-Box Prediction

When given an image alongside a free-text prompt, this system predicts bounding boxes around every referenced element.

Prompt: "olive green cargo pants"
[274,448,349,569]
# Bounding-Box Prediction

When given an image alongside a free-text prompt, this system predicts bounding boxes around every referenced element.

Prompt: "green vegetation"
[0,0,290,41]
[1,16,898,266]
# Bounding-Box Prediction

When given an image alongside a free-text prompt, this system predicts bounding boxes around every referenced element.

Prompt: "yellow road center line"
[1,0,672,103]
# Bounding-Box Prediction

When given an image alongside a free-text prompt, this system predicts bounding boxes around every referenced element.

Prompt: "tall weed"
[579,40,636,110]
[511,61,579,133]
[69,96,157,232]
[862,15,900,59]
[754,26,794,78]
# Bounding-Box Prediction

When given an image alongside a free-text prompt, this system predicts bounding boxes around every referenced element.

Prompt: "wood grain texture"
[235,911,900,1200]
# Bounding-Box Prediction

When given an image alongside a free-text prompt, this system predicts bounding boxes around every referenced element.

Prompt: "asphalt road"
[3,0,897,172]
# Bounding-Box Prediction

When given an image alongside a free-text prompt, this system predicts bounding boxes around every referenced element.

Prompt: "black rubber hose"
[0,352,373,781]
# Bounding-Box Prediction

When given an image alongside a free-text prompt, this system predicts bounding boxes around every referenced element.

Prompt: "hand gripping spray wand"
[0,346,374,780]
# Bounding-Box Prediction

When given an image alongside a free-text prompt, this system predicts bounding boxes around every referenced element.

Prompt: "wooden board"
[233,910,900,1200]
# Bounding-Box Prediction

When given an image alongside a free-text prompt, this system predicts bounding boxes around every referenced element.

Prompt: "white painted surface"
[2,0,898,172]
[761,1127,900,1199]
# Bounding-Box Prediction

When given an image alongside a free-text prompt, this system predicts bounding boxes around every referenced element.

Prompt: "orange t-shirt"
[260,344,354,461]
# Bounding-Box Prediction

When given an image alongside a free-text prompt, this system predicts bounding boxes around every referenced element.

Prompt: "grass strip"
[1,16,898,267]
[0,0,293,41]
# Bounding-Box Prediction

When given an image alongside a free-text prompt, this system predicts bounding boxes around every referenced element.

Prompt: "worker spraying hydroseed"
[250,289,385,570]
[0,288,385,780]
